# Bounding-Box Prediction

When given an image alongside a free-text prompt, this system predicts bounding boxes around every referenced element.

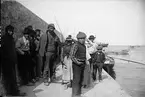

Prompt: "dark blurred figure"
[34,29,42,80]
[28,27,37,83]
[0,26,2,79]
[1,25,25,96]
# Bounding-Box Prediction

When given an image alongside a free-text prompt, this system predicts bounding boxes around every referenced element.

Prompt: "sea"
[107,45,145,97]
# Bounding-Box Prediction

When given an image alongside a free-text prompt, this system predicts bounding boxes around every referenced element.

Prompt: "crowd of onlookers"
[1,24,115,97]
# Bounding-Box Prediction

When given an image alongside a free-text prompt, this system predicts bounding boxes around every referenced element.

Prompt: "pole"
[54,15,63,34]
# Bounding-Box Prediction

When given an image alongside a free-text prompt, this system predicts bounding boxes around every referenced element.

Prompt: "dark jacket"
[1,33,17,64]
[92,51,105,63]
[39,31,60,56]
[70,42,86,64]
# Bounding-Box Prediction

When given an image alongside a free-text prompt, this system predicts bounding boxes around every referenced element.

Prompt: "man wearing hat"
[92,45,106,82]
[39,23,60,86]
[70,32,87,97]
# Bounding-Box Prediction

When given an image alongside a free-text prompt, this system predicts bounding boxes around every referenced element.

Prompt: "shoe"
[94,80,99,84]
[80,93,87,97]
[35,77,39,81]
[99,80,103,82]
[32,79,36,83]
[8,92,27,96]
[64,84,68,90]
[83,85,87,88]
[17,92,27,96]
[44,82,50,86]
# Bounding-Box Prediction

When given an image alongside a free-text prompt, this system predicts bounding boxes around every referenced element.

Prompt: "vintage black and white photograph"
[1,0,145,97]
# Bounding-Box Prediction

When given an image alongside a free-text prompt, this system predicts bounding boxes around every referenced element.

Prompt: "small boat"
[119,50,129,55]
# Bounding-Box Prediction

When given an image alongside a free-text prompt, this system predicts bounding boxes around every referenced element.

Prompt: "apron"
[62,56,73,82]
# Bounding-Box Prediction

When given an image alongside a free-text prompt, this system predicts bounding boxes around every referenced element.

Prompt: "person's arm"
[102,52,106,63]
[39,34,46,56]
[91,52,96,63]
[60,46,64,63]
[35,39,39,51]
[15,38,24,55]
[70,43,78,64]
[70,43,83,65]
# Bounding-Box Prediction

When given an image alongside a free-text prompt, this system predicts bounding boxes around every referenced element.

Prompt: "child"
[61,36,73,87]
[92,46,106,82]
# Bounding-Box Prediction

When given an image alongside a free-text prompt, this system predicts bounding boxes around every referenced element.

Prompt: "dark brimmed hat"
[35,29,41,32]
[89,35,95,40]
[48,23,55,29]
[23,27,29,34]
[66,37,73,41]
[76,32,86,39]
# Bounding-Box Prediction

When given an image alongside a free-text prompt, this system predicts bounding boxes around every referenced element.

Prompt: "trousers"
[72,63,85,96]
[93,63,104,81]
[43,52,54,82]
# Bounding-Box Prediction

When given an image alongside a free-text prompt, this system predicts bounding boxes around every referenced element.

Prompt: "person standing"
[1,25,25,96]
[87,35,98,55]
[82,42,92,88]
[61,36,73,86]
[35,29,42,80]
[70,32,87,97]
[16,27,34,86]
[92,46,106,82]
[39,23,60,86]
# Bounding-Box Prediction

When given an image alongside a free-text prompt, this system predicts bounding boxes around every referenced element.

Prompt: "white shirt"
[22,36,29,46]
[86,40,98,55]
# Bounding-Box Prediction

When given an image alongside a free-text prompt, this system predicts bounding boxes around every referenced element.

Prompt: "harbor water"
[108,46,145,97]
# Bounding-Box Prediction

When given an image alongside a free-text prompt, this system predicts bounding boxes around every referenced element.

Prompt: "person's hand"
[86,60,90,65]
[77,61,83,65]
[20,51,25,55]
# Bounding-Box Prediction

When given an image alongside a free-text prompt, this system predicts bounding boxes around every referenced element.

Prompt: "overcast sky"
[17,0,145,45]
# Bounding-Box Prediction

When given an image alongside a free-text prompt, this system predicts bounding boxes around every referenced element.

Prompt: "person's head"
[5,25,14,35]
[88,35,95,42]
[47,23,55,32]
[23,28,29,40]
[65,36,73,45]
[97,46,103,52]
[27,25,33,30]
[68,35,72,38]
[76,32,86,44]
[35,29,41,36]
[35,29,41,40]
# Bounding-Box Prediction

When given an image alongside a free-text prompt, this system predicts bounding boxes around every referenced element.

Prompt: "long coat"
[82,46,92,88]
[1,33,18,95]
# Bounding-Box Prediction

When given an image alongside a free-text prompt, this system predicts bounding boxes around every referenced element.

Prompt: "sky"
[17,0,145,45]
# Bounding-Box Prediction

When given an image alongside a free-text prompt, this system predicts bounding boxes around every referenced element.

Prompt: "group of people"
[1,23,106,97]
[1,25,43,96]
[61,32,106,97]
